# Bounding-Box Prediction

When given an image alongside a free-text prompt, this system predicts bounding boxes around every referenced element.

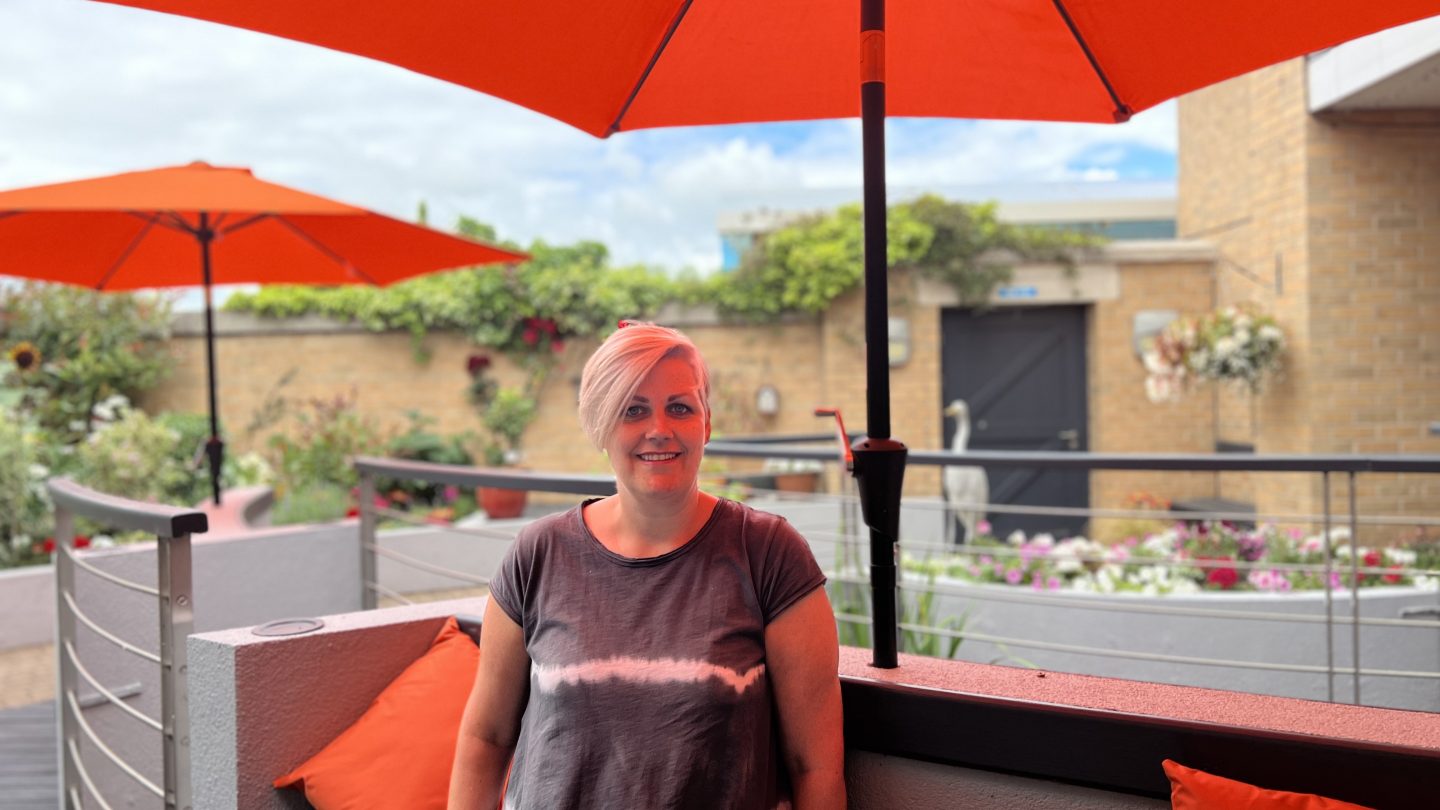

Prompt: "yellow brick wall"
[141,255,1221,521]
[1088,260,1217,524]
[1179,58,1440,536]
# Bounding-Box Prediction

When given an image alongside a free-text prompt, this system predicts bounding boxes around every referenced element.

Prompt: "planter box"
[898,574,1440,712]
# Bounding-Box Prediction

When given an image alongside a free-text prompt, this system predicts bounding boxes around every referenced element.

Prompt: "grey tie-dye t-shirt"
[489,498,826,810]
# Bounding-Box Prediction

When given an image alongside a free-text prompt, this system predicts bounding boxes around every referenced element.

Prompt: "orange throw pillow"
[274,616,479,810]
[1163,759,1373,810]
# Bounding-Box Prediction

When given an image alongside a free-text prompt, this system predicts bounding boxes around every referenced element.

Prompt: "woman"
[450,322,845,809]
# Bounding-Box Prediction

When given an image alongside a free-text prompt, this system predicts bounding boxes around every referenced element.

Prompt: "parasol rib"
[273,215,380,285]
[605,0,697,136]
[1050,0,1132,122]
[95,215,160,290]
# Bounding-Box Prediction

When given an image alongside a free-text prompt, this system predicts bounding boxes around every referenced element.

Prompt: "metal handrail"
[49,476,200,810]
[66,690,164,798]
[64,640,163,732]
[62,591,161,664]
[63,545,160,597]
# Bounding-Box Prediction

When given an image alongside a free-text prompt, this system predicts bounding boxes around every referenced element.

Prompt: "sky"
[2,0,1177,293]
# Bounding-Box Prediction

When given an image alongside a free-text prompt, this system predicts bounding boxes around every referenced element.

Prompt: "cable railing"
[347,447,1439,711]
[352,456,614,609]
[48,477,207,810]
[706,439,1440,709]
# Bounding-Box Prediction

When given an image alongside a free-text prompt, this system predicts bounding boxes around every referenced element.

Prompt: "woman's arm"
[449,596,531,810]
[767,587,847,809]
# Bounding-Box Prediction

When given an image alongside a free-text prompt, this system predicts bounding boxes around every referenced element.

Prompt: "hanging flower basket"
[1142,304,1285,403]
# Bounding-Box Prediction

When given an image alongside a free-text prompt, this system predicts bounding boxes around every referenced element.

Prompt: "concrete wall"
[188,600,1165,810]
[0,566,52,649]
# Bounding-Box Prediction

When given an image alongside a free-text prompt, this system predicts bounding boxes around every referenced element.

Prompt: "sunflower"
[7,341,40,373]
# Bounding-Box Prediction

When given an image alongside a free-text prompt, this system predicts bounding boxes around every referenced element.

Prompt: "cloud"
[2,0,1177,281]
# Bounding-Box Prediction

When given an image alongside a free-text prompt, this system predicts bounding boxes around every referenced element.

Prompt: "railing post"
[1321,471,1335,703]
[158,530,194,810]
[359,470,378,610]
[1348,472,1361,706]
[53,506,80,809]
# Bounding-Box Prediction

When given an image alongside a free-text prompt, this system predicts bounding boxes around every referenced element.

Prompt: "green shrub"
[0,283,173,444]
[270,482,353,526]
[0,414,53,568]
[75,409,191,504]
[380,411,476,506]
[267,390,385,496]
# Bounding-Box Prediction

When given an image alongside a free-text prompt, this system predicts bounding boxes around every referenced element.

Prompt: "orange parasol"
[0,161,526,504]
[93,0,1440,665]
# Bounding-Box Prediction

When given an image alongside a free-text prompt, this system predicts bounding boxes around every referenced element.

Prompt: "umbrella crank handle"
[814,407,854,473]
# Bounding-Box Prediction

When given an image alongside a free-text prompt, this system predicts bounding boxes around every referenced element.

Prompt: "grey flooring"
[0,701,57,810]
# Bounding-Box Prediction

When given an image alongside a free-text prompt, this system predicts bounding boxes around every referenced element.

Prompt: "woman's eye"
[624,404,648,419]
[667,403,693,416]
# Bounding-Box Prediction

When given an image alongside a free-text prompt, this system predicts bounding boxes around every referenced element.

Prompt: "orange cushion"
[1163,759,1373,810]
[274,617,478,810]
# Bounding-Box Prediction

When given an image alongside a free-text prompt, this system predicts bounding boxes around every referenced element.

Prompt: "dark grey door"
[941,305,1089,539]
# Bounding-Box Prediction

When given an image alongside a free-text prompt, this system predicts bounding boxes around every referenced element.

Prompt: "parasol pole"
[197,212,224,506]
[855,0,906,669]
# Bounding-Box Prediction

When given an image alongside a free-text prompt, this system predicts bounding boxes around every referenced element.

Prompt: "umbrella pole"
[854,0,906,669]
[198,212,224,507]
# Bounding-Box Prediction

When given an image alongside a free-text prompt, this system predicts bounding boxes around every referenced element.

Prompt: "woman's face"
[605,356,710,500]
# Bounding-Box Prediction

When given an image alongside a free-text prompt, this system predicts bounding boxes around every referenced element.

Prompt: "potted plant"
[1142,304,1285,403]
[478,386,538,519]
[762,457,824,493]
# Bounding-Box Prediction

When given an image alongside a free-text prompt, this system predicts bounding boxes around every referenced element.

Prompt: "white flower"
[1145,375,1177,404]
[1171,579,1201,595]
[1259,325,1283,345]
[1214,336,1239,358]
[1006,530,1026,547]
[1385,548,1417,565]
[1031,533,1056,549]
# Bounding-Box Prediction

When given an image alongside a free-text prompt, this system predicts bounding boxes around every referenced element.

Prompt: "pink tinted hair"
[578,321,710,449]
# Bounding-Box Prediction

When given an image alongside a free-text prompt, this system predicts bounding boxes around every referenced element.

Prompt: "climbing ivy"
[224,196,1104,349]
[712,195,1105,320]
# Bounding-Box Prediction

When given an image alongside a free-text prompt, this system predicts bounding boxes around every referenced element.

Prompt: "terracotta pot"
[479,487,528,519]
[773,472,820,493]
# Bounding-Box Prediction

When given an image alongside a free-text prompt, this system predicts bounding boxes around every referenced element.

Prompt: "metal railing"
[705,441,1440,708]
[348,447,1439,710]
[49,477,208,810]
[352,456,614,609]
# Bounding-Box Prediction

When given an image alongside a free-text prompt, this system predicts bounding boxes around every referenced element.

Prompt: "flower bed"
[904,520,1440,595]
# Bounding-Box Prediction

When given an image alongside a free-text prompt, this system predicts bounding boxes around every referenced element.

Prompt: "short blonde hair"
[578,322,710,450]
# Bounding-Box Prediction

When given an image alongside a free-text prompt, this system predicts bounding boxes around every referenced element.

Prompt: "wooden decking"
[0,701,57,809]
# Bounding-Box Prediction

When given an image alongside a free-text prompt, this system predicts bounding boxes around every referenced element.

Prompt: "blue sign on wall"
[997,285,1039,300]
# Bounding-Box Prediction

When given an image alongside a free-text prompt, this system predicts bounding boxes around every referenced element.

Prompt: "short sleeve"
[487,528,532,629]
[753,514,827,625]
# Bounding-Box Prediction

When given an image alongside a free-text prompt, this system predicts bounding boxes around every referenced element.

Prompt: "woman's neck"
[586,486,718,558]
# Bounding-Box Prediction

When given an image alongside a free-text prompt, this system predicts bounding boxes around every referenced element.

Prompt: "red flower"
[345,507,360,519]
[39,537,56,555]
[466,354,491,376]
[1383,566,1403,585]
[73,536,91,549]
[1201,556,1239,589]
[1363,550,1382,568]
[522,327,539,346]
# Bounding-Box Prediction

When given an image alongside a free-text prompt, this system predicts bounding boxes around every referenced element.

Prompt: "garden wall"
[139,246,1225,514]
